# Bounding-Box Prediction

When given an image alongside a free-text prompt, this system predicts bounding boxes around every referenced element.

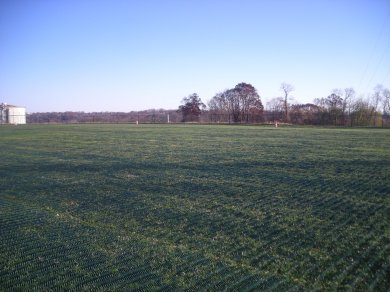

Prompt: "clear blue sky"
[1,0,389,112]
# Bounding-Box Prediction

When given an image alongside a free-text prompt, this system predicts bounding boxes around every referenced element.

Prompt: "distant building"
[0,103,26,124]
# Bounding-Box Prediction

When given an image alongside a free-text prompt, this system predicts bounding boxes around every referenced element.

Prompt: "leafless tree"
[380,87,390,127]
[234,83,263,123]
[382,88,390,114]
[280,82,294,122]
[344,88,356,126]
[266,97,284,122]
[371,84,384,126]
[351,97,372,126]
[208,83,263,123]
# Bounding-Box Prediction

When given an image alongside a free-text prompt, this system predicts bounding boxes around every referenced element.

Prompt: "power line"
[380,69,390,86]
[364,38,390,94]
[357,9,390,94]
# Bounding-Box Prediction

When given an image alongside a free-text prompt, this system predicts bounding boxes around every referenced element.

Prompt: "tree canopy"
[208,82,263,123]
[178,93,206,122]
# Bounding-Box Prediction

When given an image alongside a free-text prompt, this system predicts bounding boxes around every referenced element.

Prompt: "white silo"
[8,107,26,124]
[0,103,26,124]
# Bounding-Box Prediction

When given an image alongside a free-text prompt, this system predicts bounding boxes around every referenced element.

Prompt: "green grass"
[1,124,389,290]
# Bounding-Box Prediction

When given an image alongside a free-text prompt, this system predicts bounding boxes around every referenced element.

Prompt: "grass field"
[1,124,389,290]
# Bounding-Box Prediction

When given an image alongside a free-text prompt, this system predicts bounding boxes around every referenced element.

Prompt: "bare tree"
[208,90,231,123]
[351,97,372,126]
[280,82,294,122]
[234,83,263,123]
[381,87,390,127]
[326,93,343,126]
[382,88,390,114]
[371,84,384,126]
[290,103,321,125]
[344,88,356,126]
[266,97,284,122]
[208,83,263,123]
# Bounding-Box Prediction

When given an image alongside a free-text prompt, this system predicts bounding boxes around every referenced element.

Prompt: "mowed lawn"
[0,124,389,290]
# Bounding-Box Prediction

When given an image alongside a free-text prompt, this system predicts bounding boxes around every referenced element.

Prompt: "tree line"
[178,82,390,127]
[26,82,390,127]
[27,109,182,124]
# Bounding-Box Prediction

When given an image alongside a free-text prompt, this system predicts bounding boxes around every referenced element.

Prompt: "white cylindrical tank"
[7,107,26,124]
